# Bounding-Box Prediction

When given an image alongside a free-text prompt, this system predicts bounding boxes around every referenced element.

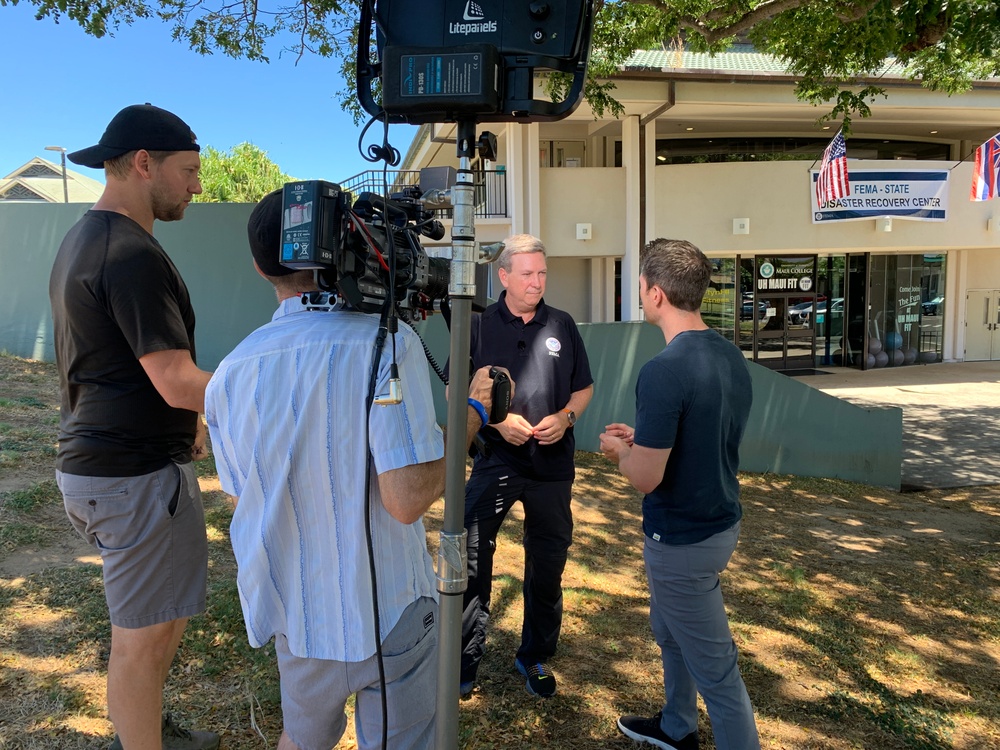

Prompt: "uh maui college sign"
[810,169,949,223]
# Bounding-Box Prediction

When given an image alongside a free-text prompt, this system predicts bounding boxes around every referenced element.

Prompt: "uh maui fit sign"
[810,169,949,223]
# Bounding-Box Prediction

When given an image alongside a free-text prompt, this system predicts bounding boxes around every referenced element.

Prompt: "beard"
[150,183,188,222]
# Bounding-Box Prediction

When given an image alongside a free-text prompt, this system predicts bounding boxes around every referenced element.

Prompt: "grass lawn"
[1,353,998,749]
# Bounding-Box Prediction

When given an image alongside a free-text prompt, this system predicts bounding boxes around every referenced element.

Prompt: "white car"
[790,298,844,327]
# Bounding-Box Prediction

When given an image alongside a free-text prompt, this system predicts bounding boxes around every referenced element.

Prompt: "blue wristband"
[467,398,489,427]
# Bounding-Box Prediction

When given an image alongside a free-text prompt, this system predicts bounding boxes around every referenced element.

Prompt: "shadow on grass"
[2,447,998,749]
[728,476,1000,749]
[0,486,284,750]
[456,453,1000,749]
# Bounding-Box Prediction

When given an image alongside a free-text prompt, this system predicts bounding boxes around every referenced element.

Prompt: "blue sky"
[1,5,417,184]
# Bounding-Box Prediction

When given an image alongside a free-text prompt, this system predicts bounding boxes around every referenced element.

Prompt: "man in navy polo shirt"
[459,234,594,698]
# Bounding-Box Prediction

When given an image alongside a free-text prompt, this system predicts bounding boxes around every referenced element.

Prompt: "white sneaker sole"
[617,718,677,750]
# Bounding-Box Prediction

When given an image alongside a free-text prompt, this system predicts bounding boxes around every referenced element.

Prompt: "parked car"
[787,301,816,326]
[922,296,944,315]
[792,298,844,327]
[741,298,767,320]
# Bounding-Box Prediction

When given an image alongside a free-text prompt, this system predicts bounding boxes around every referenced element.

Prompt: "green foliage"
[193,142,294,203]
[8,0,1000,122]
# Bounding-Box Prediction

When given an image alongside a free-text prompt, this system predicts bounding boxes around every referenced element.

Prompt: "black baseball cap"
[68,103,200,169]
[248,189,296,277]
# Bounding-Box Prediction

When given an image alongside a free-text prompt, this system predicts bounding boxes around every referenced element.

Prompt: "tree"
[193,143,294,203]
[10,0,1000,124]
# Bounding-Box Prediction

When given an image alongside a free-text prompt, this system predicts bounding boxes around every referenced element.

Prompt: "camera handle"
[487,366,511,423]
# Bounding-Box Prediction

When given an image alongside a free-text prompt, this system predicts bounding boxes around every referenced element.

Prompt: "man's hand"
[468,366,496,413]
[192,417,210,461]
[494,412,535,446]
[599,431,629,464]
[470,364,528,446]
[603,422,634,446]
[533,413,570,445]
[600,422,636,463]
[468,366,515,423]
[601,422,670,494]
[465,365,516,448]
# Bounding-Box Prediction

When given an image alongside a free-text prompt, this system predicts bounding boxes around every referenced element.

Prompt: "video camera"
[278,169,486,317]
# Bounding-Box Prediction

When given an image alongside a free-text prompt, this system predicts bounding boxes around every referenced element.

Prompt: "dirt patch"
[0,501,99,579]
[0,356,61,493]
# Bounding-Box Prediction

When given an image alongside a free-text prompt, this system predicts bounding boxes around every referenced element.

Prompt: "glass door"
[750,256,818,371]
[756,295,817,371]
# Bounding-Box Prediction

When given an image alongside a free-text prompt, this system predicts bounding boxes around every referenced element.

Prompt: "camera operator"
[204,190,508,750]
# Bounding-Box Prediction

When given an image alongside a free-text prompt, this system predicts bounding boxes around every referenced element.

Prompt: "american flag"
[815,130,850,205]
[970,133,1000,201]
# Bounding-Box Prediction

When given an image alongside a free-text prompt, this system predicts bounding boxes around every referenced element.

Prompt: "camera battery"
[383,45,501,117]
[280,181,350,271]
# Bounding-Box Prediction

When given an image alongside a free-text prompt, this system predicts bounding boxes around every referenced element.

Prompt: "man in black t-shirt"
[600,239,759,750]
[48,104,218,750]
[458,234,594,699]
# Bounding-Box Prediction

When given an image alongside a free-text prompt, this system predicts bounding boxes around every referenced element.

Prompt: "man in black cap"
[204,190,505,750]
[49,104,219,750]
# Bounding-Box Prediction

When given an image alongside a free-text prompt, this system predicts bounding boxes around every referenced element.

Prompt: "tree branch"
[629,0,819,44]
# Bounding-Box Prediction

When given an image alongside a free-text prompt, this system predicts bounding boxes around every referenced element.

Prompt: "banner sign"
[810,169,949,223]
[755,256,816,293]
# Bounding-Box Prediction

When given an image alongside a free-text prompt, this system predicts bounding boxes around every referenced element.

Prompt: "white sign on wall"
[811,169,949,223]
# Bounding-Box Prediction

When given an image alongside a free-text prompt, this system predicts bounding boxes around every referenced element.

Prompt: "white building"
[398,50,1000,369]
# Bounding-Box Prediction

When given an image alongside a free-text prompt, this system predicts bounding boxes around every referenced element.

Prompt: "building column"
[589,257,616,322]
[643,121,657,258]
[505,122,541,239]
[505,124,527,235]
[947,249,967,361]
[622,114,642,320]
[525,122,542,238]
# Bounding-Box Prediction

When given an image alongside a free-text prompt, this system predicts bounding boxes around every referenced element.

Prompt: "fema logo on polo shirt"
[546,337,562,357]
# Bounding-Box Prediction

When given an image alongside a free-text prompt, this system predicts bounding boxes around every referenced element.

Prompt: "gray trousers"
[274,596,437,750]
[644,522,761,750]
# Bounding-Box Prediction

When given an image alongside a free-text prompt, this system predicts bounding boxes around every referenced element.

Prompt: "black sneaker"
[617,712,699,750]
[108,713,221,750]
[459,680,475,698]
[514,658,557,697]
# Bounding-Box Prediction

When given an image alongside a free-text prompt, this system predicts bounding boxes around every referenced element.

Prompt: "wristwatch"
[562,408,577,426]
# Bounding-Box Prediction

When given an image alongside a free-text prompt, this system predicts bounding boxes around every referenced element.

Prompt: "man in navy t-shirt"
[600,239,760,750]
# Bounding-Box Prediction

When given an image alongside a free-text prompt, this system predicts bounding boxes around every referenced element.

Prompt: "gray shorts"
[275,596,438,750]
[57,462,208,629]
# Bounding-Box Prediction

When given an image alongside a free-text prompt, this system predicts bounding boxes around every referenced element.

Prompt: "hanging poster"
[810,169,949,223]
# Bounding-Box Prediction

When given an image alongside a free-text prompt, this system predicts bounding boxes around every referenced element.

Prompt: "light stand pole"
[44,146,69,203]
[435,118,481,750]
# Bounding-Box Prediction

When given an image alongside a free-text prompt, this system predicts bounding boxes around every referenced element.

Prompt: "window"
[613,138,950,166]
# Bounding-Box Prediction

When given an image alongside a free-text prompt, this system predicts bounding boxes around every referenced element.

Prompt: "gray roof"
[0,157,104,203]
[621,49,905,79]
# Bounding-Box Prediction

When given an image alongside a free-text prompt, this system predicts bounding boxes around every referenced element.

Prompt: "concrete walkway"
[791,361,1000,490]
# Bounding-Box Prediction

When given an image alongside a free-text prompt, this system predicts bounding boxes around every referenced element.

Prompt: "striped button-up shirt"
[205,297,442,661]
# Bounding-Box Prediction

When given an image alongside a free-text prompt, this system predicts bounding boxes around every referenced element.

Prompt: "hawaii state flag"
[970,133,1000,201]
[816,130,850,205]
